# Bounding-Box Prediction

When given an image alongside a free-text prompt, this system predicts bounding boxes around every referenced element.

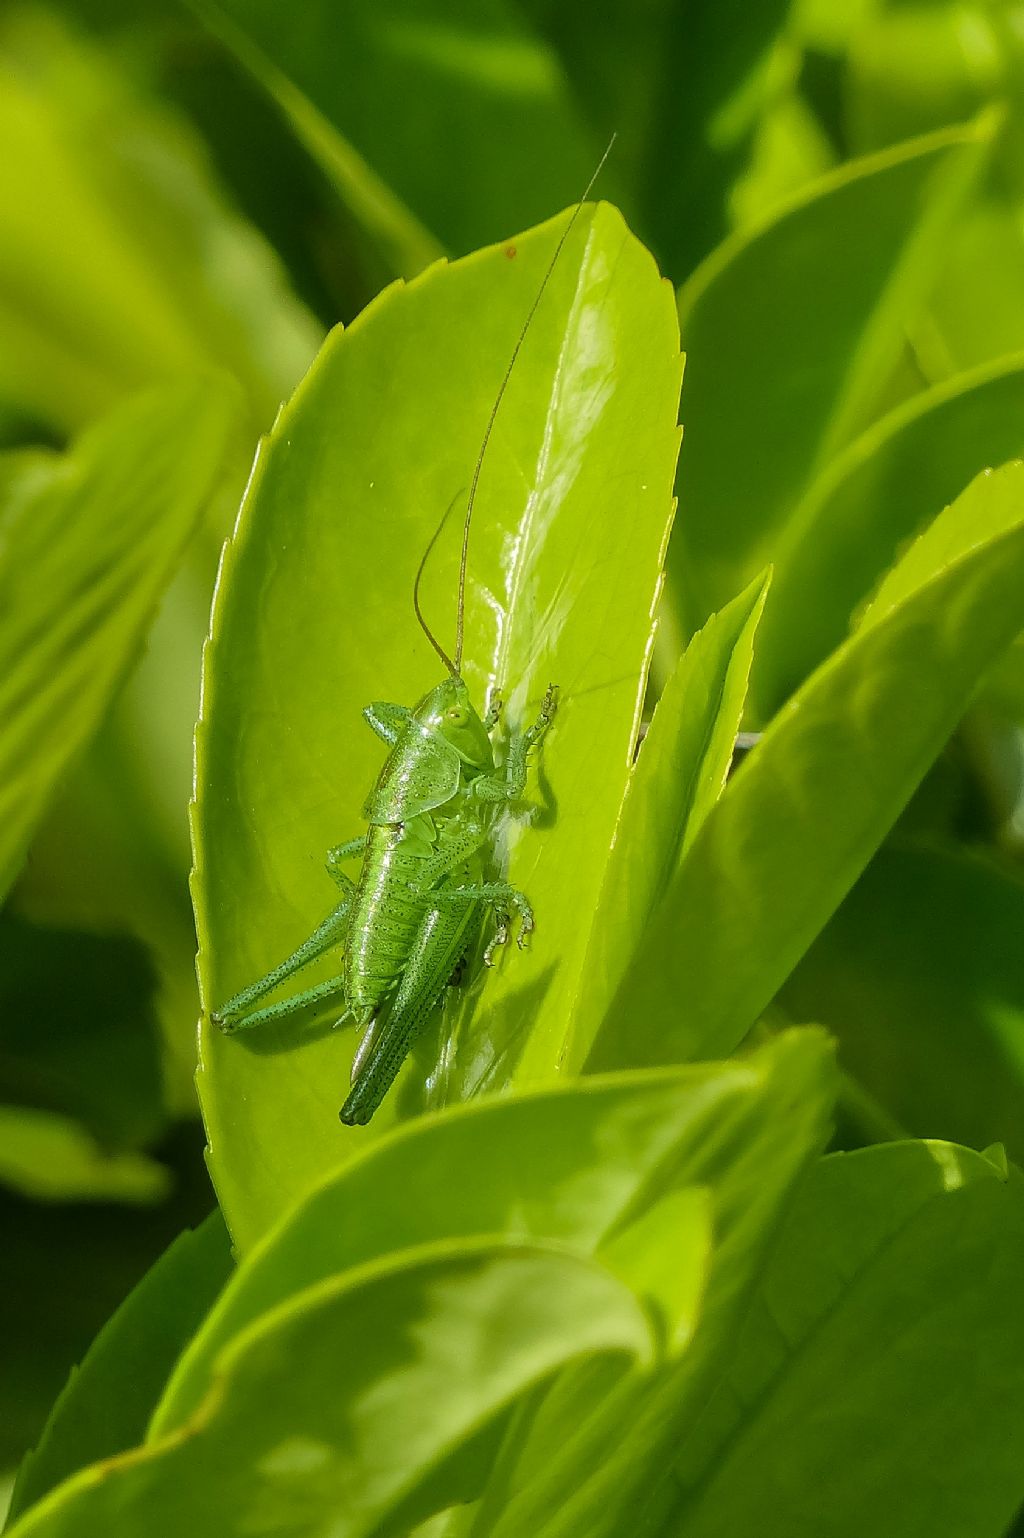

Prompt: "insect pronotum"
[211,139,615,1125]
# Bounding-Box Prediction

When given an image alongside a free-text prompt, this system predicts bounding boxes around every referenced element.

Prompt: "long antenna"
[452,132,617,675]
[413,488,463,676]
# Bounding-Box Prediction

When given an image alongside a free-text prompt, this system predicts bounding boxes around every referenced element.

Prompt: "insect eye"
[447,707,465,723]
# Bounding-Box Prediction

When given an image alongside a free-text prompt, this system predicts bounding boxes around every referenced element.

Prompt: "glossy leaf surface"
[6,1243,653,1538]
[464,1029,836,1538]
[154,1052,783,1434]
[589,462,1024,1072]
[567,570,769,1070]
[194,202,682,1249]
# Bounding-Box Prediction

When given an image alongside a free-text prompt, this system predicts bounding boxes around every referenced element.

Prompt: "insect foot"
[210,1009,236,1035]
[524,684,558,753]
[516,914,536,951]
[484,912,511,966]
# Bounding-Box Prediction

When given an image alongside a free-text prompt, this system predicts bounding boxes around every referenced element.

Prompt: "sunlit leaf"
[194,202,681,1249]
[588,462,1024,1072]
[5,1243,654,1538]
[567,570,769,1070]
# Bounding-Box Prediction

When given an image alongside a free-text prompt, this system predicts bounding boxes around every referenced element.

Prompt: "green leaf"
[0,1107,167,1207]
[780,843,1024,1160]
[633,0,797,276]
[0,8,318,434]
[672,117,993,631]
[520,0,800,275]
[588,461,1024,1073]
[188,0,598,262]
[750,351,1024,717]
[7,1214,232,1527]
[0,913,164,1148]
[666,1141,1024,1538]
[153,1058,760,1436]
[462,1029,837,1538]
[566,570,770,1071]
[4,1242,653,1538]
[193,202,681,1250]
[0,379,236,899]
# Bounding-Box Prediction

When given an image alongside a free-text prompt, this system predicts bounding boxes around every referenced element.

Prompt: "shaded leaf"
[779,842,1024,1160]
[0,913,163,1149]
[8,1213,232,1526]
[189,0,598,262]
[750,351,1024,717]
[673,117,992,631]
[667,1142,1024,1538]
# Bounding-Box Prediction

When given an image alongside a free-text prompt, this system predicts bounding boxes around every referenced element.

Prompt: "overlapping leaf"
[4,1243,654,1538]
[667,1142,1024,1538]
[7,1215,232,1526]
[672,117,992,632]
[189,0,598,262]
[567,571,769,1070]
[0,379,236,898]
[750,352,1024,716]
[588,461,1024,1073]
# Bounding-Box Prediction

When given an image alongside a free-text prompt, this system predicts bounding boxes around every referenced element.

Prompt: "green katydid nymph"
[210,142,615,1125]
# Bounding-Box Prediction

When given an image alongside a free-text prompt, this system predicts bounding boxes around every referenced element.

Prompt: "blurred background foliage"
[4,0,1024,1509]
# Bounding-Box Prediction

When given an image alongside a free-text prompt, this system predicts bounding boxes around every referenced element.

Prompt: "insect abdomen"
[345,824,427,1021]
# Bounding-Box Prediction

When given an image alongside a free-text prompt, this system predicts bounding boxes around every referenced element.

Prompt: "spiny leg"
[216,973,349,1034]
[483,906,511,967]
[211,892,353,1032]
[475,683,558,802]
[326,835,365,886]
[363,702,411,745]
[433,880,535,948]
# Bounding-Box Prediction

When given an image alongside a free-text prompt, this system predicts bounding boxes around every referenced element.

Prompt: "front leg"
[474,684,557,803]
[363,702,411,746]
[326,835,366,888]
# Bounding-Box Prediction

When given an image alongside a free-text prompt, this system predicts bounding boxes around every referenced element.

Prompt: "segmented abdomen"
[345,824,427,1022]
